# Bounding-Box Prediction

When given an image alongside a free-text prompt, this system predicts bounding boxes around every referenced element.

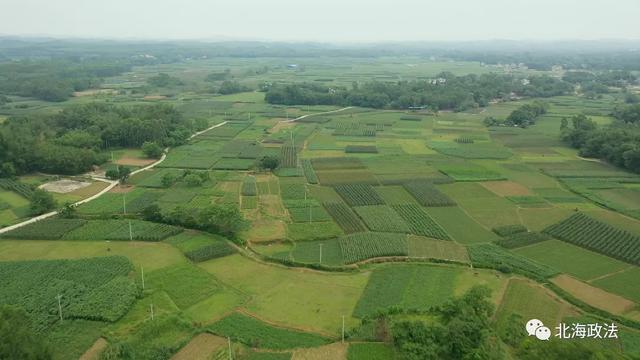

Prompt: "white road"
[0,121,229,235]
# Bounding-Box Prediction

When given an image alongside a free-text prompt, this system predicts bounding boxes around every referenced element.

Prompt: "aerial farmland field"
[1,37,640,360]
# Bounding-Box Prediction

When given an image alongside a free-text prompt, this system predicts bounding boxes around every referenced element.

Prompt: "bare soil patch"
[115,156,156,167]
[171,333,226,360]
[109,184,135,193]
[79,337,108,360]
[552,274,636,315]
[40,179,91,194]
[481,181,531,197]
[269,121,296,134]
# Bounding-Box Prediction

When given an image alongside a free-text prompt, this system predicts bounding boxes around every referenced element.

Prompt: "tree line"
[0,103,201,176]
[0,60,131,102]
[264,73,572,111]
[561,104,640,173]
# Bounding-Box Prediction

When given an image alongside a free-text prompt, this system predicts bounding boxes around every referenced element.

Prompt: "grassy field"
[513,239,630,281]
[199,254,369,334]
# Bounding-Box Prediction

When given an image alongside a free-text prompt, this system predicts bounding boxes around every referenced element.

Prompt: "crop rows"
[0,256,136,331]
[208,312,329,350]
[544,213,640,265]
[323,202,366,233]
[302,159,318,184]
[2,218,87,239]
[0,178,34,198]
[354,205,411,233]
[402,180,456,207]
[184,241,235,262]
[281,145,297,168]
[391,204,450,240]
[345,145,378,153]
[334,184,384,206]
[467,244,558,280]
[241,176,257,196]
[333,123,376,137]
[62,220,182,241]
[288,206,331,222]
[492,224,528,237]
[339,232,408,264]
[496,232,551,249]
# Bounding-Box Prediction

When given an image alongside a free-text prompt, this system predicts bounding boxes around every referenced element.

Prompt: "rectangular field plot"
[391,204,450,240]
[353,265,458,317]
[165,231,235,262]
[513,239,629,281]
[591,267,640,303]
[552,274,636,316]
[544,212,640,266]
[339,232,408,264]
[468,243,558,281]
[373,186,417,205]
[0,256,136,330]
[334,184,385,206]
[130,168,183,188]
[495,278,571,335]
[353,205,410,233]
[316,170,379,185]
[278,238,344,266]
[207,312,330,350]
[407,236,469,263]
[429,141,512,159]
[425,207,498,244]
[288,205,331,222]
[323,202,366,233]
[212,158,255,170]
[402,180,456,207]
[1,218,87,239]
[147,263,222,309]
[435,162,505,181]
[286,221,343,241]
[311,157,365,170]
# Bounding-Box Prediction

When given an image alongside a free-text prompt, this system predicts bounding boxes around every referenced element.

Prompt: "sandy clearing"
[115,156,157,167]
[39,179,91,193]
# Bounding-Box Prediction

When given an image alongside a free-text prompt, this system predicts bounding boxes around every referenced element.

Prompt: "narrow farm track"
[283,107,354,123]
[0,121,229,235]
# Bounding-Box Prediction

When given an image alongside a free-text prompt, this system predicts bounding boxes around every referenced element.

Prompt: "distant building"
[287,64,299,69]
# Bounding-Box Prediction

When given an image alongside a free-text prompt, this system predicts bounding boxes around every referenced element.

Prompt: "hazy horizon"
[2,0,640,43]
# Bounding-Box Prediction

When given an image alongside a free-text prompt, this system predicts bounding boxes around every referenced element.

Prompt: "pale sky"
[2,0,639,42]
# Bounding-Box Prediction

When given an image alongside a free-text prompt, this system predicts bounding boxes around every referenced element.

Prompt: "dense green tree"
[141,204,163,222]
[141,141,163,158]
[0,305,52,360]
[29,189,57,216]
[218,80,250,94]
[258,155,280,171]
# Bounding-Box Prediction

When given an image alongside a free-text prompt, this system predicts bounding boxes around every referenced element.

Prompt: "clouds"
[1,0,639,42]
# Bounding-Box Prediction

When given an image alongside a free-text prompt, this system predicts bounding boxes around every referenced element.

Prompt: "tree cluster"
[484,101,549,127]
[265,74,571,111]
[561,114,640,173]
[0,103,194,176]
[0,60,130,102]
[391,286,502,360]
[142,203,247,240]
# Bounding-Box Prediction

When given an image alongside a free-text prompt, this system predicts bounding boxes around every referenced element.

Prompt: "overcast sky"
[2,0,639,42]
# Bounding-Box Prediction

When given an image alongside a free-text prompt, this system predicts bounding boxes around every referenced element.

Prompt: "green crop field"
[2,42,640,360]
[353,265,459,317]
[513,239,629,281]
